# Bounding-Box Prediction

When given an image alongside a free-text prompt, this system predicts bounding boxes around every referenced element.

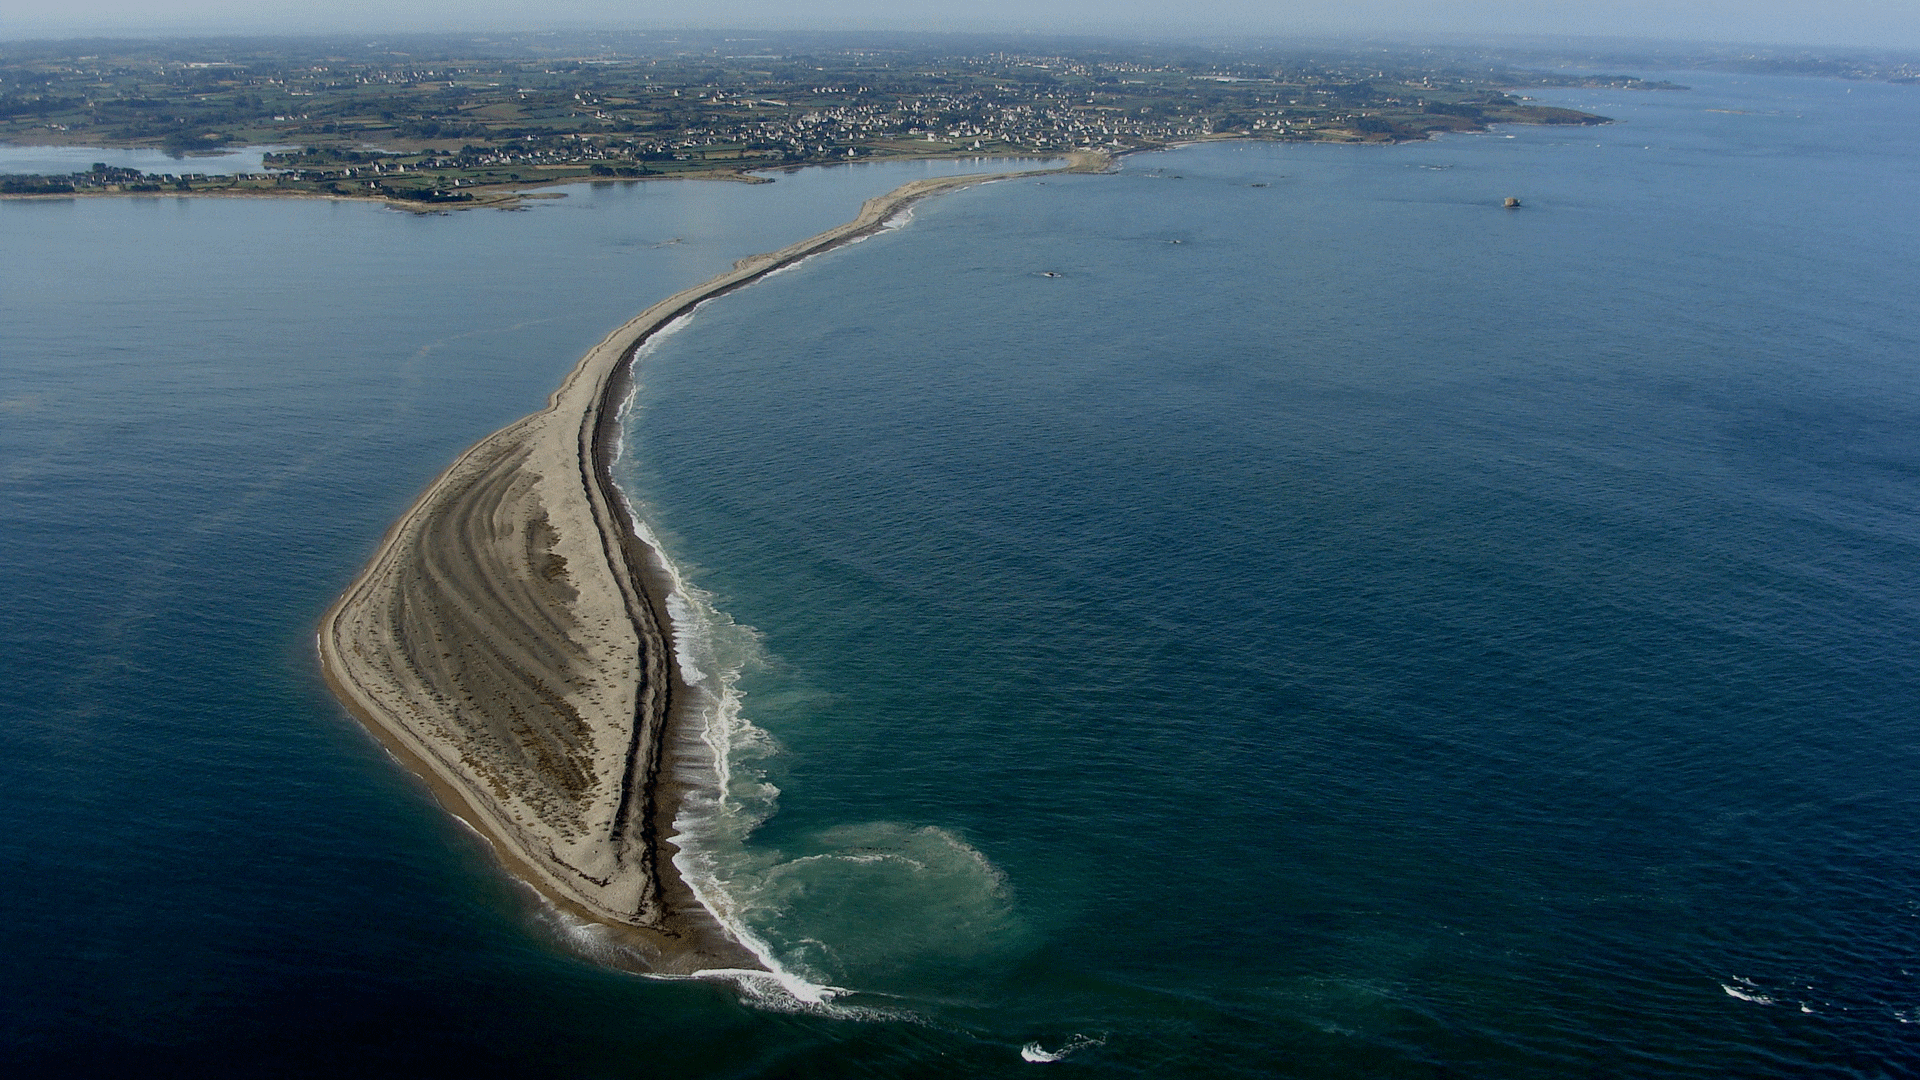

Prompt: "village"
[0,33,1637,201]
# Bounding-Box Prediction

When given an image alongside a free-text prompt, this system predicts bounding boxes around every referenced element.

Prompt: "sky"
[3,0,1918,51]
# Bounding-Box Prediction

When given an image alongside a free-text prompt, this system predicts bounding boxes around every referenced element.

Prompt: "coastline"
[0,184,562,211]
[0,150,1094,213]
[317,158,1094,976]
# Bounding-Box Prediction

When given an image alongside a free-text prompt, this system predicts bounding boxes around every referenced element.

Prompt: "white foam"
[605,309,699,473]
[594,438,852,1012]
[606,507,1008,1024]
[624,512,844,1009]
[760,253,816,276]
[782,851,917,868]
[528,895,641,969]
[1020,1034,1104,1063]
[637,308,699,352]
[601,239,1020,1015]
[765,215,894,274]
[1722,980,1775,1005]
[596,327,864,1013]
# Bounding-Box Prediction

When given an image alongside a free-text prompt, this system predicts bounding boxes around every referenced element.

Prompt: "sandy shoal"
[317,162,1094,973]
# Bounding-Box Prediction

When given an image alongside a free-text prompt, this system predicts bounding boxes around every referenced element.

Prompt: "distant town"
[0,31,1908,206]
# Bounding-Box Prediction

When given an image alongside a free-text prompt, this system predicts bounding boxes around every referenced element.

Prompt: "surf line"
[318,160,1096,985]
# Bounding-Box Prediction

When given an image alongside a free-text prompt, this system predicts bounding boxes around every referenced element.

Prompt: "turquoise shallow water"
[5,73,1920,1077]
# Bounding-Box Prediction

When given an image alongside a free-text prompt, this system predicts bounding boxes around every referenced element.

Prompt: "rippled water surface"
[5,72,1920,1078]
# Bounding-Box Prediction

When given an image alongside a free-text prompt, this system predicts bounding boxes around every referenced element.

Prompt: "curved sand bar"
[319,166,1082,973]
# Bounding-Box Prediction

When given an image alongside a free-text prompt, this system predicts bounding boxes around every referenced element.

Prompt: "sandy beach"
[317,162,1096,973]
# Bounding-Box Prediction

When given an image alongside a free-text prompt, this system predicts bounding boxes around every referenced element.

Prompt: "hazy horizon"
[5,1,1919,52]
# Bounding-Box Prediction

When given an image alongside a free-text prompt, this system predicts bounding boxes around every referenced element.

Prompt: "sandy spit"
[317,162,1091,974]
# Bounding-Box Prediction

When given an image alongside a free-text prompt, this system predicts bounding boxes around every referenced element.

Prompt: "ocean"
[3,73,1917,1077]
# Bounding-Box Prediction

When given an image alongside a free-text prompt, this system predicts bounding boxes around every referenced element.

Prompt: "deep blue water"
[6,72,1920,1077]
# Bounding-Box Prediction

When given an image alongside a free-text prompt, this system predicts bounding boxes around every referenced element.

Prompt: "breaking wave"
[609,330,1022,1015]
[1021,1034,1105,1063]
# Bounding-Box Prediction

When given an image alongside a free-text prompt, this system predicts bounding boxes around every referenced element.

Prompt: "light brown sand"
[317,165,1090,972]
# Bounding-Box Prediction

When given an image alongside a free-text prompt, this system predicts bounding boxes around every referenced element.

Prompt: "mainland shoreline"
[0,151,1083,213]
[318,155,1103,975]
